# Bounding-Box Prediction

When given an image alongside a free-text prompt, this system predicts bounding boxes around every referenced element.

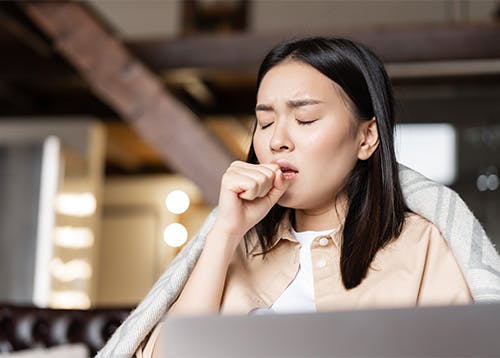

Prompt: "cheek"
[303,127,345,153]
[302,125,358,166]
[252,133,268,163]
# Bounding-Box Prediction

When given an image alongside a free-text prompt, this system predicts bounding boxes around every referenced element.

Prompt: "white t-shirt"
[252,227,335,315]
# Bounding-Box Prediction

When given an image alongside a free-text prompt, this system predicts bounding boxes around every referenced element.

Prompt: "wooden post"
[22,2,233,205]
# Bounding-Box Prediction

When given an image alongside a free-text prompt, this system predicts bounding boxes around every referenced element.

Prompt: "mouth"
[272,159,299,180]
[281,169,298,180]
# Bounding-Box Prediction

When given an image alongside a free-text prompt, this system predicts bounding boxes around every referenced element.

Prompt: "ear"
[357,117,379,160]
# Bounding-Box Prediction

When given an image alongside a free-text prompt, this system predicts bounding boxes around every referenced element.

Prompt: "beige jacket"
[137,211,472,357]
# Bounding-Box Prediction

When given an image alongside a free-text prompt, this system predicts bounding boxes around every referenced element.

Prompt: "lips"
[272,159,298,180]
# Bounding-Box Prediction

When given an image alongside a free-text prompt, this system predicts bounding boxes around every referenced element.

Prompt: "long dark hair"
[245,37,409,289]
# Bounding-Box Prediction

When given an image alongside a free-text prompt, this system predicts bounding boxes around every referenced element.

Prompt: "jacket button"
[316,259,327,268]
[319,237,329,246]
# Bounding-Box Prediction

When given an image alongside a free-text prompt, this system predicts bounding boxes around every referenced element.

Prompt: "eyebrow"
[255,99,324,112]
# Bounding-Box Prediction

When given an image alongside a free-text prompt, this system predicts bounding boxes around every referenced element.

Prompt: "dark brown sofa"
[0,304,131,356]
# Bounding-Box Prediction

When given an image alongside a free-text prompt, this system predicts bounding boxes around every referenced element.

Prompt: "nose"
[270,122,294,153]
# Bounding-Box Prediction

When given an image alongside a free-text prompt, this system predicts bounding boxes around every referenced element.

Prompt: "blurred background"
[0,0,499,312]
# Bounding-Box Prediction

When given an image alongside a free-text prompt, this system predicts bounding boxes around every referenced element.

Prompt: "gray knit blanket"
[96,165,500,357]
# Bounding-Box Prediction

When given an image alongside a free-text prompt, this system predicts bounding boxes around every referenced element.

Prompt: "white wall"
[89,0,499,39]
[250,0,498,32]
[89,0,181,38]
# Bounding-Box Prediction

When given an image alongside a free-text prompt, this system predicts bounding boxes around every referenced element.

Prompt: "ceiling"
[0,1,499,178]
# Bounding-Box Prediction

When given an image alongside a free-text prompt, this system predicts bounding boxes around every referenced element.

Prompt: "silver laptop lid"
[161,303,500,357]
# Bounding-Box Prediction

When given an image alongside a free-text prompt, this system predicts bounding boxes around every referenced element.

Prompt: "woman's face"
[254,60,367,211]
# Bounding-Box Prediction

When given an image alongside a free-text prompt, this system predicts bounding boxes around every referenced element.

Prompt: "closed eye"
[260,122,273,129]
[296,119,318,125]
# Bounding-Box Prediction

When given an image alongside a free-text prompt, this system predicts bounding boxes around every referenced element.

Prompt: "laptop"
[160,303,500,357]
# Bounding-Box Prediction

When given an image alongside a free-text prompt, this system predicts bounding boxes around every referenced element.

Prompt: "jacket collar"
[248,209,342,256]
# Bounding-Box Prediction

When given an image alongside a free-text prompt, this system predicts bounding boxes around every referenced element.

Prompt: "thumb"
[267,170,291,205]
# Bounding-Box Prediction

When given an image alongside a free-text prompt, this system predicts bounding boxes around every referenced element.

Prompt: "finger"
[237,171,274,199]
[222,172,259,200]
[230,160,251,168]
[253,165,276,179]
[230,162,275,181]
[232,161,279,173]
[224,167,273,200]
[266,170,292,204]
[226,162,282,200]
[260,163,281,173]
[227,164,276,195]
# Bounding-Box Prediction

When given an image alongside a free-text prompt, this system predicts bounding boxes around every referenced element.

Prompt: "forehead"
[257,61,337,102]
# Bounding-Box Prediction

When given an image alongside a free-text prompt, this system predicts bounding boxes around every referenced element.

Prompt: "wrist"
[205,227,243,259]
[211,220,247,239]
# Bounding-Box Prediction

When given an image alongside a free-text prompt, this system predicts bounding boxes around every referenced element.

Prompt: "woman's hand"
[168,161,290,318]
[212,161,291,242]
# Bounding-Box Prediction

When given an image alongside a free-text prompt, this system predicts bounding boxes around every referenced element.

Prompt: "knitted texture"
[96,165,500,357]
[399,165,500,302]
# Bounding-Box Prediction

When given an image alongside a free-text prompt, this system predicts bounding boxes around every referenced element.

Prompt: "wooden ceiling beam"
[0,5,52,58]
[128,23,500,71]
[21,2,233,205]
[0,43,75,81]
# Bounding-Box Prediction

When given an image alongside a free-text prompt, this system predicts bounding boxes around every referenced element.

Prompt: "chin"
[277,193,302,210]
[276,196,292,208]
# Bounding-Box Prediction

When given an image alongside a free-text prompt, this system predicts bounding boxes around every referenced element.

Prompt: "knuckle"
[263,163,280,172]
[256,173,266,184]
[254,165,271,177]
[264,168,275,179]
[222,169,234,178]
[250,179,260,191]
[230,160,244,168]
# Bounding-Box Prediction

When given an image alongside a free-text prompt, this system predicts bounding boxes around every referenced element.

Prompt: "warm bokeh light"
[50,290,91,309]
[54,226,94,248]
[56,192,96,217]
[50,258,92,282]
[165,190,190,214]
[163,223,188,247]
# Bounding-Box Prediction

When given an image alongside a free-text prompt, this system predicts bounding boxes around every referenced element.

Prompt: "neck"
[293,196,346,232]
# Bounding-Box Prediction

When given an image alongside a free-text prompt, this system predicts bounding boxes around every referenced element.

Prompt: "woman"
[167,37,470,319]
[97,37,500,358]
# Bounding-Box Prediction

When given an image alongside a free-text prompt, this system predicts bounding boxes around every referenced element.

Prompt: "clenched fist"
[212,161,291,242]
